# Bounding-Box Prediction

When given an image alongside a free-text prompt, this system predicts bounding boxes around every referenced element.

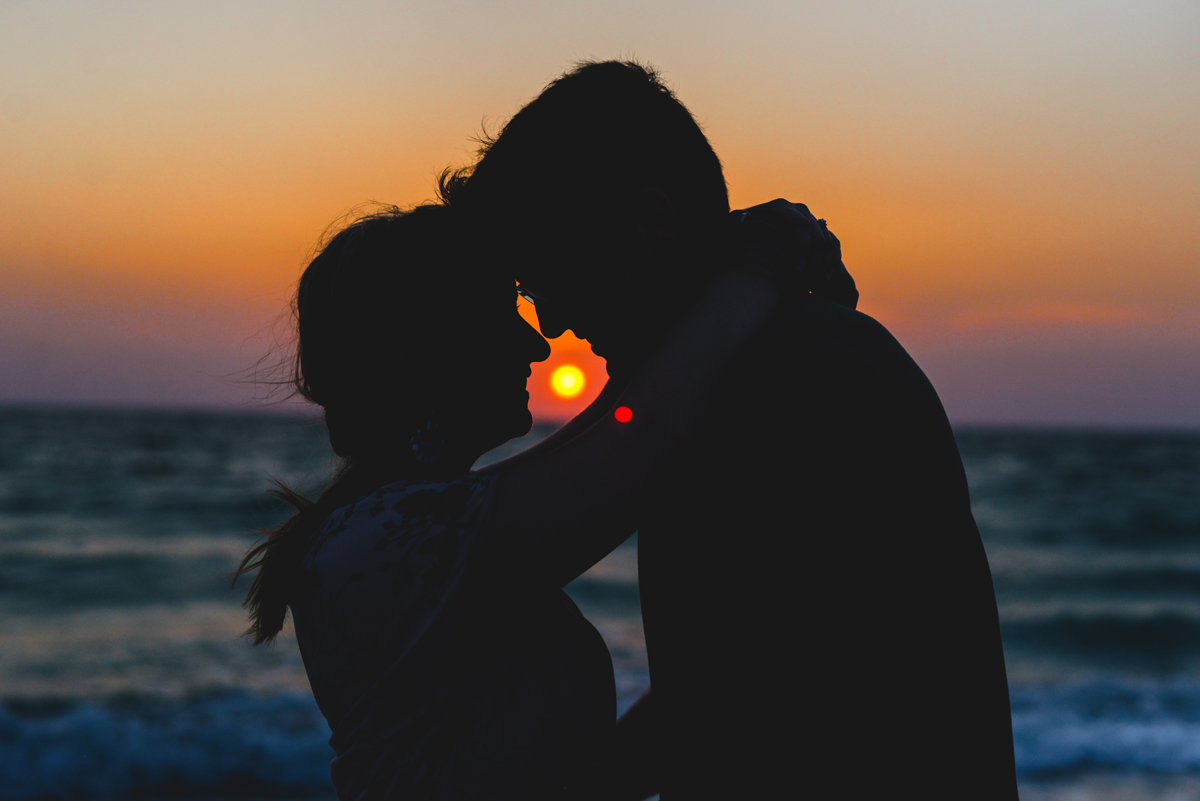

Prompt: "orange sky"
[2,1,1197,425]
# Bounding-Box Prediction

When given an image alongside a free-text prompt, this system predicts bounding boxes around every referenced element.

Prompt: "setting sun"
[550,364,586,399]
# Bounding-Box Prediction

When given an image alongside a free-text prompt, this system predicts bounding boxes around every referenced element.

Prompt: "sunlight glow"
[550,364,586,399]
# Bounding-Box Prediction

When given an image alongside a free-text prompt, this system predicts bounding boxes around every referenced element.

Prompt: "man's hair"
[440,60,730,239]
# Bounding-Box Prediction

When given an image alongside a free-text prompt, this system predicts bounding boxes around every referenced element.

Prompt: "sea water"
[1,408,1198,800]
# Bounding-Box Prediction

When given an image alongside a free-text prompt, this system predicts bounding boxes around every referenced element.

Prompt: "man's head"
[442,60,730,374]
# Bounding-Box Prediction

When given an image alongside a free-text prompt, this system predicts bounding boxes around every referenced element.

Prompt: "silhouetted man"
[446,60,1018,800]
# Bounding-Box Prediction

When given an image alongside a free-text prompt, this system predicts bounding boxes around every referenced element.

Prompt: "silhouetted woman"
[235,201,838,799]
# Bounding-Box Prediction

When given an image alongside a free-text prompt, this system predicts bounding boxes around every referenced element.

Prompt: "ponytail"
[233,462,361,645]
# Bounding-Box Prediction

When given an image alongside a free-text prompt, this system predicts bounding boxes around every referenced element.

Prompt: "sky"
[1,0,1197,426]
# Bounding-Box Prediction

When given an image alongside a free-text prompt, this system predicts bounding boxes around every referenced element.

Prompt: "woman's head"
[293,204,550,473]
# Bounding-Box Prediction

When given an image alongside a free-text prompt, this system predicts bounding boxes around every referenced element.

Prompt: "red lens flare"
[614,406,633,423]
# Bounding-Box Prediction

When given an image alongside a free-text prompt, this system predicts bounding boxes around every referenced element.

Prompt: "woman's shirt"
[289,474,616,800]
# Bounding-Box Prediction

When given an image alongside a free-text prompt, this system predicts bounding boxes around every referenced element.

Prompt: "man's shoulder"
[734,294,928,399]
[770,295,912,368]
[718,294,954,446]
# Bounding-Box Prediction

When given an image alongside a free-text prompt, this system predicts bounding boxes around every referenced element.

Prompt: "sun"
[550,364,586,399]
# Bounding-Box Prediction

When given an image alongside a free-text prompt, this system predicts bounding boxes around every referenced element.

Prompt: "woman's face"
[446,275,551,455]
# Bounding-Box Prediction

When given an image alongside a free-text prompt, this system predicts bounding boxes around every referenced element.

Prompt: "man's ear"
[632,188,676,245]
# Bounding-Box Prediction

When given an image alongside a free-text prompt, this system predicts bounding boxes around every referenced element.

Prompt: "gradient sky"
[2,0,1197,426]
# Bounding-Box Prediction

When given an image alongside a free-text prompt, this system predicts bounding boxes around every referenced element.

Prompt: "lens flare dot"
[614,406,633,423]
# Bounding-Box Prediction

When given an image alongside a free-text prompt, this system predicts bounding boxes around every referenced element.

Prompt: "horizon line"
[1,399,1198,435]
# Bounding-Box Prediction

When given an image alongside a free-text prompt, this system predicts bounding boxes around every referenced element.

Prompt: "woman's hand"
[731,199,858,310]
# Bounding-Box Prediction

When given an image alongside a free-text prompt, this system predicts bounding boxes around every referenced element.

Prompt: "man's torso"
[639,295,1017,799]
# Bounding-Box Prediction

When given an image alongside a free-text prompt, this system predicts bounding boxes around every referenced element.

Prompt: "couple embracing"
[236,61,1019,800]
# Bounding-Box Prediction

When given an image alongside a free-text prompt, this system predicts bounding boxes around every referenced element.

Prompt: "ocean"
[1,407,1198,800]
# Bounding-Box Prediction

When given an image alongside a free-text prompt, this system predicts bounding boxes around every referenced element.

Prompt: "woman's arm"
[486,201,830,586]
[607,691,658,801]
[476,372,630,473]
[478,196,850,476]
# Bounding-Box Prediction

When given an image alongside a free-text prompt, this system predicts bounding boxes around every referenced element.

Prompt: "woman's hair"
[234,203,471,645]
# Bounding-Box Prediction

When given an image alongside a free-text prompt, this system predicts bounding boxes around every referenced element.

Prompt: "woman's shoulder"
[322,471,496,532]
[304,472,499,582]
[292,473,502,736]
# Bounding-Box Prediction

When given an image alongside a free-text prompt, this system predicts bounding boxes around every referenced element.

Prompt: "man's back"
[639,295,1018,798]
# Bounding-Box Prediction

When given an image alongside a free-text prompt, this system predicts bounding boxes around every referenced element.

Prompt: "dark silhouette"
[446,60,1018,799]
[235,206,552,643]
[236,200,831,797]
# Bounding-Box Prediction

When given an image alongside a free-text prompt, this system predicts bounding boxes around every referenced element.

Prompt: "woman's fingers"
[742,199,825,260]
[762,200,835,255]
[772,206,857,310]
[734,199,856,308]
[814,229,859,310]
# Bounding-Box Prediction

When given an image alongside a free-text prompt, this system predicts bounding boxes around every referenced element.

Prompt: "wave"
[9,679,1200,799]
[1001,611,1200,671]
[999,567,1200,599]
[1013,679,1200,778]
[0,683,656,801]
[0,691,335,801]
